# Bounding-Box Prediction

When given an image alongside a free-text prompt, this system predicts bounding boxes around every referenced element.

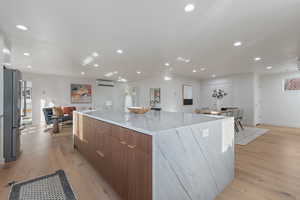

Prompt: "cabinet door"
[111,135,128,200]
[80,116,93,160]
[73,113,80,148]
[127,132,152,200]
[94,121,112,183]
[75,113,84,151]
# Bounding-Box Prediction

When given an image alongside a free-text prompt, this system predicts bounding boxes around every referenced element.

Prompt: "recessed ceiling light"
[200,67,205,71]
[266,66,273,70]
[93,63,99,67]
[24,52,30,56]
[116,49,123,54]
[81,71,85,75]
[184,4,195,12]
[16,25,28,31]
[177,57,184,61]
[117,76,127,82]
[82,56,94,66]
[164,76,172,81]
[212,74,216,78]
[104,71,118,77]
[254,57,261,61]
[165,62,170,66]
[176,57,190,63]
[27,65,32,69]
[104,72,114,77]
[233,41,242,47]
[2,48,10,54]
[3,63,11,66]
[136,71,141,74]
[193,69,197,73]
[92,52,99,57]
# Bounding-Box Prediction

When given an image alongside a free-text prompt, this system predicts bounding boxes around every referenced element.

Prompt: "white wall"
[253,73,261,125]
[22,72,125,125]
[128,75,201,113]
[0,66,4,163]
[200,73,256,125]
[260,72,300,128]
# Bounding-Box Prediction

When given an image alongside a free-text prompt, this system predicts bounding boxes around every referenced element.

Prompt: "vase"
[124,94,133,112]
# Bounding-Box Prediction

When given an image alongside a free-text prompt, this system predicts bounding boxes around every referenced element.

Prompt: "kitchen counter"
[80,110,225,135]
[74,110,235,200]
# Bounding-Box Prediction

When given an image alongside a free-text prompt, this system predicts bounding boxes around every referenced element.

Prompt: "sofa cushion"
[53,107,64,117]
[62,106,76,116]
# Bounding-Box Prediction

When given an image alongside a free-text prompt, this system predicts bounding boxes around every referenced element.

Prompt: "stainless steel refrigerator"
[3,67,22,162]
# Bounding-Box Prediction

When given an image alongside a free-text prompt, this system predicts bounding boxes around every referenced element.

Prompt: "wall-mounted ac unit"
[96,79,115,87]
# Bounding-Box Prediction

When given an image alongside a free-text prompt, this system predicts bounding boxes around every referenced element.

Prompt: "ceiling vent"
[96,79,115,87]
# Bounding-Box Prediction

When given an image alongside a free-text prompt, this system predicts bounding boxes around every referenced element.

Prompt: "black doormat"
[9,170,77,200]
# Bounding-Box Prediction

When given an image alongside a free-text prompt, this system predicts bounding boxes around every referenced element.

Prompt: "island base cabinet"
[73,114,152,200]
[127,148,152,200]
[110,136,128,199]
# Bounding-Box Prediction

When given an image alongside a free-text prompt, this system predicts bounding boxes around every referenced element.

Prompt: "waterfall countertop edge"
[75,110,231,136]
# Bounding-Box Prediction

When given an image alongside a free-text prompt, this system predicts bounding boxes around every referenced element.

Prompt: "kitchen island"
[73,110,234,200]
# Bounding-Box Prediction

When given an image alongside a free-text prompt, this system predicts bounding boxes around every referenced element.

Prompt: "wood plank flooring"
[1,125,300,200]
[217,125,300,200]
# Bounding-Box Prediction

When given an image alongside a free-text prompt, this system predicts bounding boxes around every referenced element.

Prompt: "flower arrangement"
[212,89,227,99]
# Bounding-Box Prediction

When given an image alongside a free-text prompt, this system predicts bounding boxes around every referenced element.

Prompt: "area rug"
[235,127,269,145]
[9,170,76,200]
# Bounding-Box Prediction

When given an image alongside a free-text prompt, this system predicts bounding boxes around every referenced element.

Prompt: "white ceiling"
[1,0,300,81]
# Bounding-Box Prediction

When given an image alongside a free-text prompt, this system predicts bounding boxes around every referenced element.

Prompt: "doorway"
[21,80,32,126]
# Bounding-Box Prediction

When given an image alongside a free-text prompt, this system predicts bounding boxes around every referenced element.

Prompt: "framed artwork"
[284,78,300,91]
[183,85,193,105]
[150,88,161,106]
[71,84,92,103]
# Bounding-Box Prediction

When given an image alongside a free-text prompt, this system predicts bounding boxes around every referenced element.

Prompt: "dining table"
[195,108,239,116]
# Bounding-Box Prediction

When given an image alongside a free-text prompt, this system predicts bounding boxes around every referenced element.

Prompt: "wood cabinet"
[73,112,84,151]
[73,113,152,200]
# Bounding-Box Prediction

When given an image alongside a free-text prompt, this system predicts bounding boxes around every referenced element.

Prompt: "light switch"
[202,129,209,138]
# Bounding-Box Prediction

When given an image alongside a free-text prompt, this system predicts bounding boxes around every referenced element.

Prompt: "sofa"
[43,106,76,125]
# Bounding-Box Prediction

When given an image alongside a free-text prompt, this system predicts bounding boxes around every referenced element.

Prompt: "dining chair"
[231,109,240,134]
[237,109,244,130]
[221,110,238,133]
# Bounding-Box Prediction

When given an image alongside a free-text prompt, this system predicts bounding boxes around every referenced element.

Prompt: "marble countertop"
[78,110,226,135]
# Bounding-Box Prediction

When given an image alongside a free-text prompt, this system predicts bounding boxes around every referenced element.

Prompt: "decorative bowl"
[127,107,150,114]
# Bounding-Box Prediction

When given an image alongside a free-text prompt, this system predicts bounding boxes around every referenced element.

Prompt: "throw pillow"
[53,107,64,117]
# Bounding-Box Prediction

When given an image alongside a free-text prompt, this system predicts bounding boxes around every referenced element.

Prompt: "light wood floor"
[1,125,300,200]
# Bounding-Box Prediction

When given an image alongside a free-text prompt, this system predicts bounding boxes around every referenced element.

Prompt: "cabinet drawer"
[111,126,127,141]
[95,120,112,136]
[110,125,152,154]
[125,130,152,155]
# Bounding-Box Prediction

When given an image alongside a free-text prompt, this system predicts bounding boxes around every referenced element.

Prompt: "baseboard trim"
[0,157,5,164]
